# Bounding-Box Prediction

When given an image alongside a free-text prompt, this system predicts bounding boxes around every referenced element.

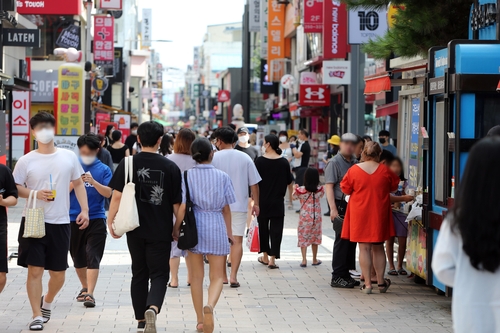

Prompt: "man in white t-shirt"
[13,112,89,331]
[212,127,261,288]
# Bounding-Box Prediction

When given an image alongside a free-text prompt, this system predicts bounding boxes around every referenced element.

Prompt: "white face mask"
[261,145,267,155]
[279,136,287,143]
[238,135,249,144]
[81,155,97,165]
[131,130,138,135]
[35,128,55,144]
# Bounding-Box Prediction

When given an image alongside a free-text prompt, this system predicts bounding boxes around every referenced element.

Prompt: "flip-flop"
[268,264,279,269]
[300,263,307,268]
[230,282,240,288]
[312,260,322,266]
[167,283,178,288]
[397,269,408,275]
[258,257,269,265]
[387,269,399,276]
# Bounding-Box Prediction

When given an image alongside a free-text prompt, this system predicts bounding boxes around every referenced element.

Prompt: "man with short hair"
[291,129,311,187]
[212,127,261,287]
[325,133,359,288]
[270,129,278,136]
[108,121,183,333]
[70,133,113,308]
[235,127,258,161]
[125,122,139,154]
[378,130,397,156]
[13,112,89,330]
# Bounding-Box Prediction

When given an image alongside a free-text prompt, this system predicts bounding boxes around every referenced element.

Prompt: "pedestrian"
[13,112,89,331]
[432,137,500,333]
[291,130,311,189]
[173,138,236,333]
[323,135,340,164]
[279,131,294,210]
[107,130,130,171]
[255,135,293,269]
[249,132,260,156]
[325,133,359,288]
[340,142,399,294]
[293,168,324,268]
[97,134,114,172]
[378,130,397,156]
[167,128,197,288]
[270,129,278,136]
[125,122,139,154]
[212,127,261,287]
[70,133,112,308]
[362,135,372,143]
[0,164,18,293]
[160,133,174,157]
[104,124,115,148]
[354,135,365,161]
[107,121,183,333]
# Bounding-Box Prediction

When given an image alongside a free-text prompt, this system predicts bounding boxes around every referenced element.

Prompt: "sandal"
[167,283,178,288]
[76,288,88,302]
[196,322,203,332]
[378,278,392,293]
[258,257,269,265]
[300,263,307,268]
[268,264,279,269]
[29,317,44,331]
[203,305,214,333]
[83,294,96,308]
[312,260,322,266]
[40,296,50,323]
[397,269,408,275]
[360,284,373,294]
[387,269,399,276]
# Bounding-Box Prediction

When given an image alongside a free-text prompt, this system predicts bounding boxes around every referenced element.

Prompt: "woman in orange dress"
[340,142,399,294]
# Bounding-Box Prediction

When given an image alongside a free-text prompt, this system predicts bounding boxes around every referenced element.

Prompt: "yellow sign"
[31,104,55,117]
[388,3,405,29]
[57,63,84,135]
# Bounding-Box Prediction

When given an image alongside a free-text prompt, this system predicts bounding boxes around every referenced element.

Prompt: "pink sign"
[94,16,114,66]
[95,112,110,132]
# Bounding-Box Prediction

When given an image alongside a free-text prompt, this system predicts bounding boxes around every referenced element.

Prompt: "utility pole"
[347,45,365,135]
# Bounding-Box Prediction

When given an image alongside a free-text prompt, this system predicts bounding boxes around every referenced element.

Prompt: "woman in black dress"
[107,130,129,171]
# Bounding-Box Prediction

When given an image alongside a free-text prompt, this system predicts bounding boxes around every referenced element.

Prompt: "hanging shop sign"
[99,0,122,10]
[267,0,285,62]
[12,91,30,135]
[322,60,351,84]
[93,16,114,67]
[218,90,231,103]
[348,8,388,44]
[260,0,268,58]
[141,8,152,47]
[249,0,260,32]
[323,0,348,59]
[92,76,109,93]
[304,0,323,33]
[280,74,295,89]
[57,64,84,136]
[3,28,40,47]
[300,84,331,106]
[17,0,81,15]
[55,25,81,49]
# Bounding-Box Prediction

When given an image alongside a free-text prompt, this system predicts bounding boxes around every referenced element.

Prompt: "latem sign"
[16,0,81,15]
[3,28,40,47]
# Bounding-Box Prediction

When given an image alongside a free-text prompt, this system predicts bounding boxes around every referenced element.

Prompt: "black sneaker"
[330,276,356,288]
[349,277,361,287]
[137,321,146,332]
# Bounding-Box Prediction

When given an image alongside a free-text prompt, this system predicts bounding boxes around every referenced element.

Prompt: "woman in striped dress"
[174,138,236,333]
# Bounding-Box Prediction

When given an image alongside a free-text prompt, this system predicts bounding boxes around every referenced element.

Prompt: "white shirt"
[212,149,261,212]
[132,142,142,153]
[13,148,83,224]
[432,218,500,333]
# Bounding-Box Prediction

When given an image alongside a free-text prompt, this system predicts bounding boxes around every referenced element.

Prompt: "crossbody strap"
[183,170,191,203]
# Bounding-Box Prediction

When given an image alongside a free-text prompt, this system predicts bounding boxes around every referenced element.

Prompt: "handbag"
[113,156,140,237]
[246,216,260,252]
[178,170,198,250]
[23,190,45,239]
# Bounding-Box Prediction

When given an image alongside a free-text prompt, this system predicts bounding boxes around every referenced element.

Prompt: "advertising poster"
[409,98,420,190]
[95,113,111,132]
[57,64,84,136]
[113,114,131,142]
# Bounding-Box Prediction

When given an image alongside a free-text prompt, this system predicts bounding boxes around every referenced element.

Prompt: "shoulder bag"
[113,156,140,237]
[23,190,45,238]
[178,170,198,250]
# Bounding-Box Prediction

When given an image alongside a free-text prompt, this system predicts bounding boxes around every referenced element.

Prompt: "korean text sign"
[94,16,114,65]
[408,98,420,190]
[57,64,84,136]
[260,0,268,58]
[267,0,285,63]
[304,0,323,33]
[323,0,348,59]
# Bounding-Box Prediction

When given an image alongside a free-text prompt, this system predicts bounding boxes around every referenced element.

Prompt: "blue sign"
[433,48,448,78]
[409,98,420,190]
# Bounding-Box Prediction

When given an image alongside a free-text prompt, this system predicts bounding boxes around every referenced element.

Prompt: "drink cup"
[45,181,56,201]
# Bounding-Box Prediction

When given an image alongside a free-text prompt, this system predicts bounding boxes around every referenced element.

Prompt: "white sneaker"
[349,270,361,277]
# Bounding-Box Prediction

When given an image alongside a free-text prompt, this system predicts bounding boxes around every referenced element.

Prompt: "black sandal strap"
[29,318,44,330]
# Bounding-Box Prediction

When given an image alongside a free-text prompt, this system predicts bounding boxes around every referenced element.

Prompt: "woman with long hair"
[432,137,500,333]
[160,133,174,157]
[340,142,399,294]
[107,130,129,171]
[104,124,115,148]
[173,138,236,333]
[255,135,293,269]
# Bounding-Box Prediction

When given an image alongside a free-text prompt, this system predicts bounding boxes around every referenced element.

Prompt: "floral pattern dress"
[293,186,325,247]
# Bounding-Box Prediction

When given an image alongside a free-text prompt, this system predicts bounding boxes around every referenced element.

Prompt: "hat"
[341,133,358,143]
[327,135,341,146]
[237,127,249,135]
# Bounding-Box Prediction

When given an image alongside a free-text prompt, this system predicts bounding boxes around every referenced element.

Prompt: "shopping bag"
[23,190,45,238]
[246,217,260,252]
[113,156,140,237]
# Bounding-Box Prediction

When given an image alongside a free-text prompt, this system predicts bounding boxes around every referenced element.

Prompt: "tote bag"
[178,170,198,250]
[23,190,45,239]
[113,156,140,237]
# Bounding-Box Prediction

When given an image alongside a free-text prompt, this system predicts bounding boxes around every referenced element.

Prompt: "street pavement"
[1,198,452,333]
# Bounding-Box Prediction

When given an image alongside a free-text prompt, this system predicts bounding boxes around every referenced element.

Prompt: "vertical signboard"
[304,0,323,33]
[193,47,200,74]
[249,0,261,32]
[94,16,114,66]
[12,91,30,134]
[267,0,285,71]
[323,0,348,59]
[57,64,84,135]
[409,98,420,190]
[142,8,152,47]
[260,0,268,58]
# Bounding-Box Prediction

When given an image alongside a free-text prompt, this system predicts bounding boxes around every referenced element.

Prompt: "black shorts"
[70,218,107,269]
[0,226,7,273]
[17,218,70,271]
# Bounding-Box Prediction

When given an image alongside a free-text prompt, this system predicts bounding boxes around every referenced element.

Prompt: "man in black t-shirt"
[235,127,258,161]
[0,164,18,293]
[292,129,311,186]
[124,122,139,155]
[108,121,183,333]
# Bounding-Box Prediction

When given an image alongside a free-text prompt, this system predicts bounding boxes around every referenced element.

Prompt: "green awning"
[154,119,170,126]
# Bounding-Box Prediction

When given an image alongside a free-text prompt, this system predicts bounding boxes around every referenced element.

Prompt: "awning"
[376,101,399,118]
[364,75,391,95]
[154,119,170,126]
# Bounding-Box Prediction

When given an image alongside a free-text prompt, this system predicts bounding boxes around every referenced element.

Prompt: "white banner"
[141,8,152,47]
[260,0,268,59]
[322,61,351,85]
[12,91,30,134]
[348,8,388,45]
[249,0,261,32]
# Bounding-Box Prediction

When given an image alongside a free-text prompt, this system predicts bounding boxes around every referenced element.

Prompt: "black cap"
[237,127,249,135]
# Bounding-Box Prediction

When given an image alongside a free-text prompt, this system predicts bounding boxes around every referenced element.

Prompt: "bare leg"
[0,272,6,293]
[386,237,396,271]
[246,199,253,229]
[358,243,373,289]
[206,255,225,307]
[229,236,243,285]
[288,183,294,207]
[26,265,44,318]
[186,252,204,325]
[45,270,65,303]
[312,245,319,264]
[372,244,387,286]
[75,267,88,290]
[269,255,277,267]
[300,247,307,266]
[169,257,180,287]
[397,237,408,271]
[86,269,99,295]
[371,250,377,281]
[186,256,192,285]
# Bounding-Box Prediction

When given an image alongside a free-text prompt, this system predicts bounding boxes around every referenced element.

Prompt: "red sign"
[304,0,323,33]
[17,0,81,15]
[300,84,331,106]
[323,0,348,59]
[94,16,114,66]
[95,112,111,132]
[218,90,231,103]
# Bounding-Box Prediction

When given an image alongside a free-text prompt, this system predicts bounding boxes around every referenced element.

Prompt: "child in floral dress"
[293,168,324,267]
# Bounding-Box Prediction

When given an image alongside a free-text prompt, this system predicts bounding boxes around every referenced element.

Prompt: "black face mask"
[379,138,387,144]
